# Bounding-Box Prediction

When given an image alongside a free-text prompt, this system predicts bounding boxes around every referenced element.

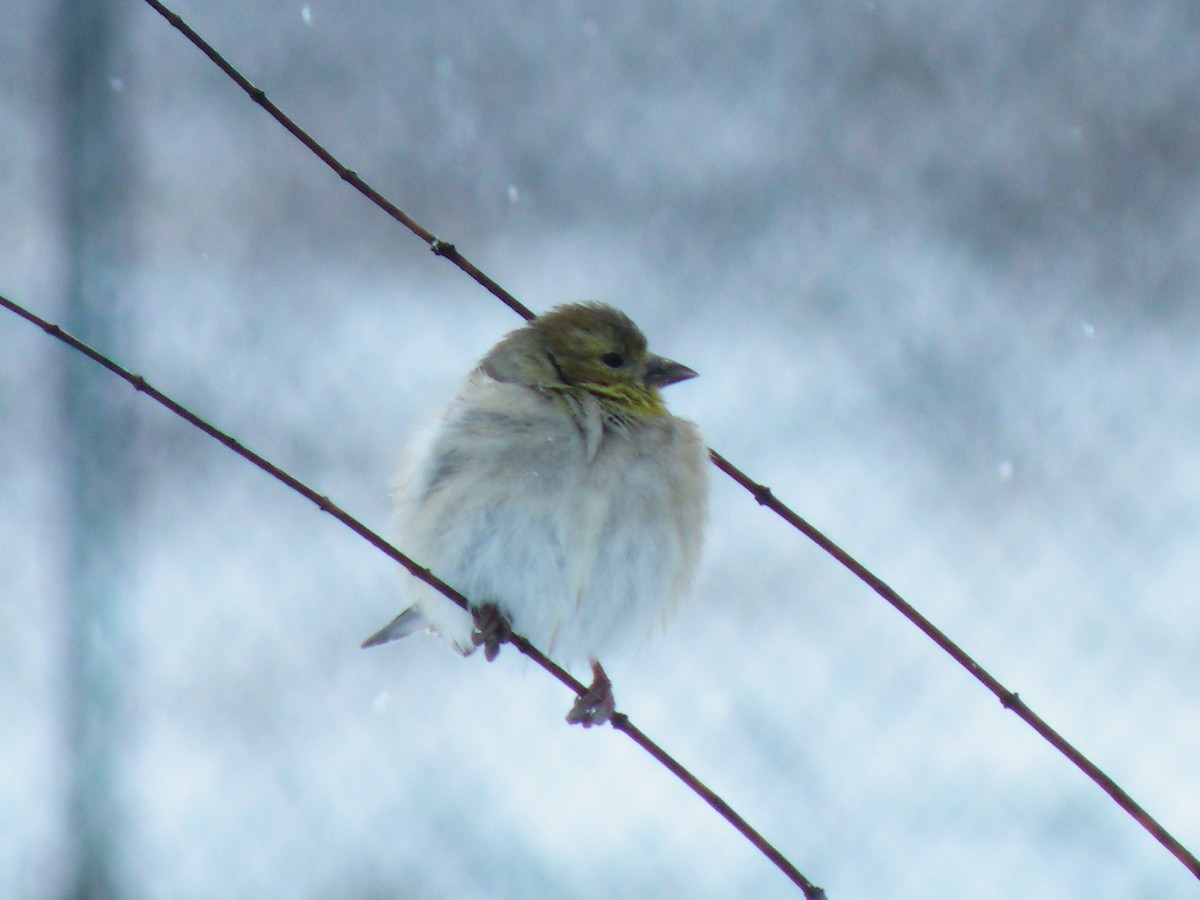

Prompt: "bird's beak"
[643,355,698,388]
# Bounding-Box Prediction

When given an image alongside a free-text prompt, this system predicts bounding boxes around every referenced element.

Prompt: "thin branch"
[0,292,825,898]
[130,0,1200,883]
[707,450,1200,879]
[137,0,535,323]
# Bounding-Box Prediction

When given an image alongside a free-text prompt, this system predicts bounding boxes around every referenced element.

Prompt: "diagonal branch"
[130,0,1200,883]
[708,450,1200,879]
[0,291,826,898]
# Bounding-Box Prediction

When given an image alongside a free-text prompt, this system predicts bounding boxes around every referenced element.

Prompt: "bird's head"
[480,302,697,418]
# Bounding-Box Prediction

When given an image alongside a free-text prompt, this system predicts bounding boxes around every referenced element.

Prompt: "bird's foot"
[566,660,615,728]
[471,603,512,662]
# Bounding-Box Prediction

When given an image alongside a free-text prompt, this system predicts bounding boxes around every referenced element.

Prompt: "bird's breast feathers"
[393,375,708,661]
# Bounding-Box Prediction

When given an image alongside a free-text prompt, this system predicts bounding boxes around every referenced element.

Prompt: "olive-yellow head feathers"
[480,303,697,418]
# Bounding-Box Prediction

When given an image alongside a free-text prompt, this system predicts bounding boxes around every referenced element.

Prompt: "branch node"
[430,239,458,259]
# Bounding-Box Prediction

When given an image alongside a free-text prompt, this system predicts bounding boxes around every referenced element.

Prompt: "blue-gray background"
[3,1,1198,897]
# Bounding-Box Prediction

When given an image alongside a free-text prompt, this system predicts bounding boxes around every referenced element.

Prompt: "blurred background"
[3,0,1199,897]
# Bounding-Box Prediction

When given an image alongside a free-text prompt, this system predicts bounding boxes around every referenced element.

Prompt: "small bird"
[362,302,708,726]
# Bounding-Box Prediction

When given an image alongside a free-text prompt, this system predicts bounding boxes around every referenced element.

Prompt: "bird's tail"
[360,607,427,648]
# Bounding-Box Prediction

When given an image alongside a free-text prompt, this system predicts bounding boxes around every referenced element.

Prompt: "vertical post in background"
[55,0,135,896]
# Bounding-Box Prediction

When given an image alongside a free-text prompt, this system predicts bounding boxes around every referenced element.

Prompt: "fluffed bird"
[362,302,708,726]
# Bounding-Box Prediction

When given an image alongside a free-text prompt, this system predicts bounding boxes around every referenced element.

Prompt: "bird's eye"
[600,351,624,369]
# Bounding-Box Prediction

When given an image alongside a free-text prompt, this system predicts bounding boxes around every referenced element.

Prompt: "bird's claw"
[471,604,512,662]
[566,660,615,728]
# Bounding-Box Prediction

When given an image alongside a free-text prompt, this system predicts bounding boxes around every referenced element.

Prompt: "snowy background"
[3,1,1199,897]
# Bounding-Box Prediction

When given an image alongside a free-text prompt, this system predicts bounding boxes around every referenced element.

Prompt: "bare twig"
[125,0,1200,883]
[0,291,826,898]
[138,0,534,323]
[708,450,1200,879]
[130,0,1200,883]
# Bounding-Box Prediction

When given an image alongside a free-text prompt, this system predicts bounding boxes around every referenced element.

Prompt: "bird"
[362,302,709,726]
